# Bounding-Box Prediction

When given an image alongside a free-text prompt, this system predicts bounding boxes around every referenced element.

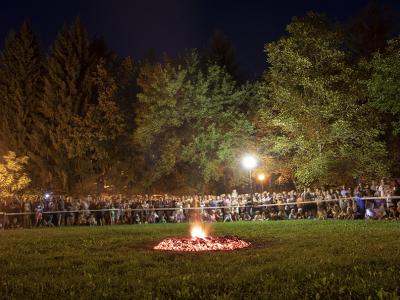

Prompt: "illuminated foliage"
[258,12,388,186]
[134,52,254,191]
[367,38,400,133]
[0,9,398,194]
[0,151,31,198]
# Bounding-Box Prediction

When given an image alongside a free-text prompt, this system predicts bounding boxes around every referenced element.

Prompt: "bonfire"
[154,224,251,252]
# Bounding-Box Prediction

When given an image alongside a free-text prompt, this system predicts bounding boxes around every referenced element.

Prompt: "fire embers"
[153,236,251,252]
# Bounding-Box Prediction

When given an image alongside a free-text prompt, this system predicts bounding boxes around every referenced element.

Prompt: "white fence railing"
[1,196,399,228]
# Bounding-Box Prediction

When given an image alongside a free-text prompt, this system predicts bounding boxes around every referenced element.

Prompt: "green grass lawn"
[1,221,400,299]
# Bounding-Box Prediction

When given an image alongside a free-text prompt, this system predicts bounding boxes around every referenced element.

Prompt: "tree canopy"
[134,52,254,193]
[0,4,399,195]
[0,151,31,198]
[257,12,389,187]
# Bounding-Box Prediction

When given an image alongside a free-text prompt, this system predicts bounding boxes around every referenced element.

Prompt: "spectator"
[288,208,297,219]
[1,178,399,229]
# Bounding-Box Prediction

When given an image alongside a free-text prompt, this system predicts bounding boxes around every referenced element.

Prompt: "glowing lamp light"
[242,155,257,170]
[258,173,266,181]
[44,193,50,199]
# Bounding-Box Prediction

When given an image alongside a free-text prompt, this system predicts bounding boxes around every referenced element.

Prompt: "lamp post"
[257,173,266,193]
[242,155,257,209]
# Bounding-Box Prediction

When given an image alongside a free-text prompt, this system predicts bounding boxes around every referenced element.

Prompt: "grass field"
[1,221,400,299]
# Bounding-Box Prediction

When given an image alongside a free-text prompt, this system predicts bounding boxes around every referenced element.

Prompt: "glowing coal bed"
[153,224,251,252]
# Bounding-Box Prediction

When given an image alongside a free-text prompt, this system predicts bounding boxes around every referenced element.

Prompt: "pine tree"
[110,56,140,191]
[0,22,47,186]
[38,17,100,192]
[69,62,126,193]
[0,22,43,153]
[113,56,139,130]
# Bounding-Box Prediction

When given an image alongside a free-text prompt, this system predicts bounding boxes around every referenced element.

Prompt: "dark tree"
[0,22,47,186]
[206,30,241,82]
[345,0,394,59]
[38,17,101,192]
[367,38,400,175]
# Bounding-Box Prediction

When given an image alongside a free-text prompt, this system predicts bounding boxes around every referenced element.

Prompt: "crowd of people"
[1,179,400,229]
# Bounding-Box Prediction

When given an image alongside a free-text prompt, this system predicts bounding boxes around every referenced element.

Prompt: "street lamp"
[242,155,257,170]
[241,155,257,208]
[257,173,266,193]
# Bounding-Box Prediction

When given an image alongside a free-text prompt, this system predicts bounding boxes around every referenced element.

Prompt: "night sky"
[1,0,399,76]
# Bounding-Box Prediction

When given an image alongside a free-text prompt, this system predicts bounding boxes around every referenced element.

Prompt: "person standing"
[56,196,65,226]
[23,200,32,228]
[34,203,43,227]
[393,180,400,217]
[354,192,365,219]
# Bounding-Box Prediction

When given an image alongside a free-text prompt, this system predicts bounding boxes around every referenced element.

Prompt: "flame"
[154,222,251,252]
[191,224,207,239]
[153,236,251,251]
